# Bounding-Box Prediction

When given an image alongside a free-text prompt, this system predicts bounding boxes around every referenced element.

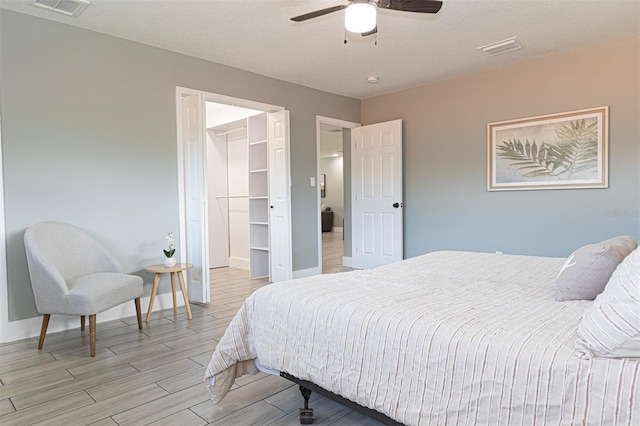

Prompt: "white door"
[351,119,403,269]
[268,110,292,282]
[180,92,210,303]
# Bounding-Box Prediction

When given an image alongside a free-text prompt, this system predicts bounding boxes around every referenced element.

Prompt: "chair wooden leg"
[38,314,50,350]
[89,314,97,357]
[135,298,142,330]
[81,315,85,331]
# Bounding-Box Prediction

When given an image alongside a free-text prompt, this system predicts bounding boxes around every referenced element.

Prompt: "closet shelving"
[248,113,270,279]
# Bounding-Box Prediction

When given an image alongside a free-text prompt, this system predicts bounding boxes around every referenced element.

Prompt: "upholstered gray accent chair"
[24,221,144,356]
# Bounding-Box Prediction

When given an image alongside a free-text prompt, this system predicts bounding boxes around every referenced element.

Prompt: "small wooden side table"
[145,263,194,323]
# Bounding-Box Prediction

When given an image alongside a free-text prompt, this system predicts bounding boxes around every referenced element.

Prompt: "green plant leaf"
[496,138,561,179]
[550,119,599,179]
[496,118,600,181]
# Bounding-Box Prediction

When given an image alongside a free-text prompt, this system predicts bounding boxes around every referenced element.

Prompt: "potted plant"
[164,232,176,267]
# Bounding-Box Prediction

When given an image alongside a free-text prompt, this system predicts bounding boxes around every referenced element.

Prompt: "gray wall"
[0,10,360,321]
[362,35,640,258]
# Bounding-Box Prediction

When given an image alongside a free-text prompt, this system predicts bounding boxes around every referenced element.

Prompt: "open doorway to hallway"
[319,123,346,273]
[316,117,359,274]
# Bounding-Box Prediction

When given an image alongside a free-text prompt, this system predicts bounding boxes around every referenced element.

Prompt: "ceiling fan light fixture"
[345,2,376,33]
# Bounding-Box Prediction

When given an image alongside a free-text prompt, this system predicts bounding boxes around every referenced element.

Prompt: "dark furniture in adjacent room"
[321,211,333,232]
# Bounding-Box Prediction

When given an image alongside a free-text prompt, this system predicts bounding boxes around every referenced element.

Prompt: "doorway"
[176,87,292,304]
[316,116,360,273]
[316,116,404,274]
[205,102,262,273]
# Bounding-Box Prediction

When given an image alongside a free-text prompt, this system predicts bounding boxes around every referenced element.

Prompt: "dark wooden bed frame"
[280,372,404,425]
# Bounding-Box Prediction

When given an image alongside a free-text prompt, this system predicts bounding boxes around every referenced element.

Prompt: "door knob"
[393,202,400,208]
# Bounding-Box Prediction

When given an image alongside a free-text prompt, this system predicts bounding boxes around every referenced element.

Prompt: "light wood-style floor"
[321,229,352,275]
[0,230,378,426]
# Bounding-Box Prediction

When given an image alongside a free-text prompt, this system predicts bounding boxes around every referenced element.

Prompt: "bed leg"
[298,385,315,424]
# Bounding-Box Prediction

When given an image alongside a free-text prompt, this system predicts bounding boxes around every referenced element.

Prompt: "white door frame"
[176,87,209,303]
[315,116,360,273]
[0,110,9,341]
[176,87,286,302]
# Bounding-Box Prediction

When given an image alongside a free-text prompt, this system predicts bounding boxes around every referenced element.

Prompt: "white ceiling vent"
[478,37,522,56]
[34,0,90,17]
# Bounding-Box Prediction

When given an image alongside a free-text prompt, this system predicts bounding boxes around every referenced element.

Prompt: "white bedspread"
[205,251,639,425]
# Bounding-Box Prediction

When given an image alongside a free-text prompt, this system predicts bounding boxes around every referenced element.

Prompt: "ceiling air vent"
[34,0,90,17]
[478,37,522,56]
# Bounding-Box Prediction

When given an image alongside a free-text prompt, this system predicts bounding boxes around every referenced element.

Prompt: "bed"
[204,250,640,425]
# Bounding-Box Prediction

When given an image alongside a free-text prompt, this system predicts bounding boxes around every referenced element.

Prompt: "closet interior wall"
[206,118,250,271]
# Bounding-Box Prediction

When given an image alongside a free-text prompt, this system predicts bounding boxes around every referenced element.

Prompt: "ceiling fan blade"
[291,5,348,22]
[378,0,443,14]
[361,26,378,37]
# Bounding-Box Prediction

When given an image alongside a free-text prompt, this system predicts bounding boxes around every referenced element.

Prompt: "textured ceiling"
[1,0,638,99]
[320,124,344,158]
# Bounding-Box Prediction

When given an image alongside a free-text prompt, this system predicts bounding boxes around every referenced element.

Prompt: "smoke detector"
[478,37,522,56]
[34,0,90,17]
[366,76,379,84]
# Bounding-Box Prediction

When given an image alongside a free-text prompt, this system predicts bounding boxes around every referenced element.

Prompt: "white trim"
[175,87,194,277]
[343,256,353,268]
[0,102,9,343]
[176,87,211,303]
[228,257,249,271]
[0,292,180,343]
[316,116,360,275]
[316,116,362,130]
[201,90,283,113]
[292,267,321,279]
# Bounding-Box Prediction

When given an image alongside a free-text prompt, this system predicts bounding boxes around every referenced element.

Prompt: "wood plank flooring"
[0,230,379,425]
[321,229,352,275]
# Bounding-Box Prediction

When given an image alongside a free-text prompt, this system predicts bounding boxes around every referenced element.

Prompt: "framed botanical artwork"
[488,106,608,191]
[320,174,326,198]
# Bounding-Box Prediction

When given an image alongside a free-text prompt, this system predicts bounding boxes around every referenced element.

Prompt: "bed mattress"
[205,251,639,425]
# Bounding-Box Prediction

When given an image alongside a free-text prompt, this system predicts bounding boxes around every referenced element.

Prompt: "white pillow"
[575,246,640,359]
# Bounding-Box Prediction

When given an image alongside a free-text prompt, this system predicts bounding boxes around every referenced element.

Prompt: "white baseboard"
[229,257,249,271]
[343,256,353,267]
[0,292,181,343]
[293,267,321,279]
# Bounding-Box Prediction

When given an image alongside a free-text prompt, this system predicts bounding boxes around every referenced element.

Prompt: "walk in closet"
[206,105,272,280]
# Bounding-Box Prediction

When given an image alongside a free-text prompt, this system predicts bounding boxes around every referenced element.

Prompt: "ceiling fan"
[291,0,443,36]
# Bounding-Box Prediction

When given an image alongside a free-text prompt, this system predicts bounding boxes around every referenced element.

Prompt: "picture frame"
[320,174,326,198]
[487,106,608,191]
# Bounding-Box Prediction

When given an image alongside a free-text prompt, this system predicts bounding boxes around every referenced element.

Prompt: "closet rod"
[216,195,249,199]
[212,126,247,137]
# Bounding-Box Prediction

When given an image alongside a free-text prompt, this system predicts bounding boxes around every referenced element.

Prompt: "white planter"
[164,257,176,267]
